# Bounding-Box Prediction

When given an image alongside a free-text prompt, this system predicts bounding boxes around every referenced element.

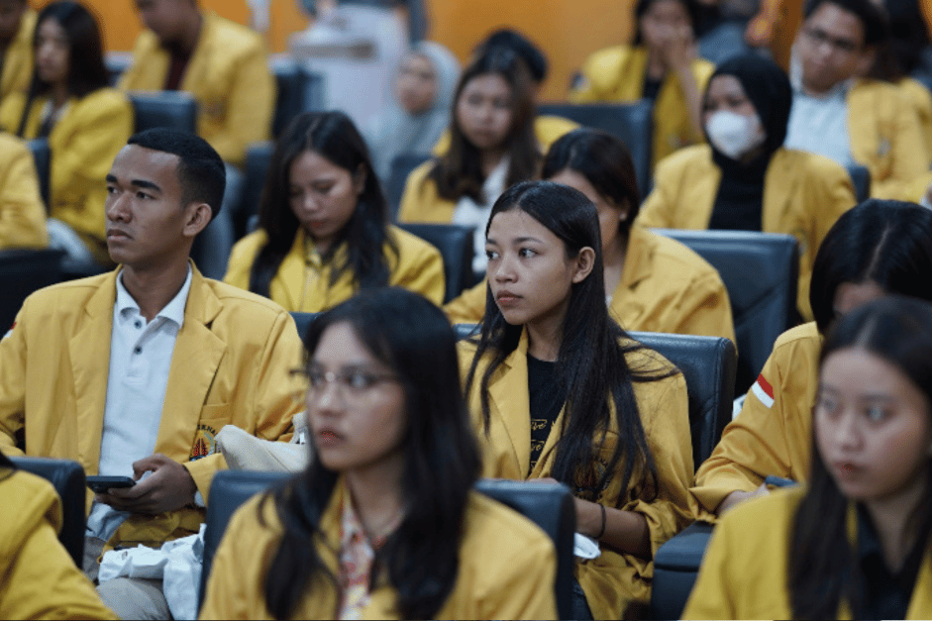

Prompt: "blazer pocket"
[189,407,230,461]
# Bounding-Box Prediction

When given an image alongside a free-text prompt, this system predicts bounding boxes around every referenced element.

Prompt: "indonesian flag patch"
[751,373,775,408]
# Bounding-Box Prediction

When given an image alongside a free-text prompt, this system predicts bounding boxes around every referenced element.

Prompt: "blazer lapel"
[278,231,307,311]
[68,272,118,472]
[154,269,226,459]
[488,330,533,479]
[761,149,797,235]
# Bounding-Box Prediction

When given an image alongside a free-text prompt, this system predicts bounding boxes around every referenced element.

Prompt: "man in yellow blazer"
[0,0,33,105]
[118,0,275,168]
[784,0,929,201]
[0,129,303,619]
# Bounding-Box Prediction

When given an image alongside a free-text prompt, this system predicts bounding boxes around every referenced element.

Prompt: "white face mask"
[705,110,767,160]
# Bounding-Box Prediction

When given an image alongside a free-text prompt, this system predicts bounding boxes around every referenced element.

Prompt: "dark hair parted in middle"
[541,128,642,237]
[249,111,396,298]
[428,48,540,203]
[465,180,674,502]
[809,199,931,334]
[263,287,481,620]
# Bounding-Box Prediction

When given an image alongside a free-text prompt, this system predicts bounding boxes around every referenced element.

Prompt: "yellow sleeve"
[474,529,558,620]
[397,161,454,223]
[389,230,446,305]
[222,232,265,290]
[0,503,117,620]
[871,91,929,201]
[567,47,625,103]
[206,46,275,166]
[0,136,48,250]
[637,162,678,229]
[444,279,487,325]
[669,269,736,344]
[0,92,26,134]
[0,300,29,456]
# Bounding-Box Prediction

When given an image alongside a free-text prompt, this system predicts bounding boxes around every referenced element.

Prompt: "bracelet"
[594,504,607,540]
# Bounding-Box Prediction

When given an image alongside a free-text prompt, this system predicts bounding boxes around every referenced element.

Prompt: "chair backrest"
[629,332,736,469]
[25,138,51,208]
[537,100,653,198]
[237,142,276,237]
[129,91,198,133]
[269,56,325,137]
[290,311,320,342]
[11,456,86,567]
[653,229,798,395]
[104,51,133,86]
[0,248,65,331]
[198,471,576,620]
[386,152,432,220]
[396,223,474,302]
[650,521,715,620]
[846,163,871,203]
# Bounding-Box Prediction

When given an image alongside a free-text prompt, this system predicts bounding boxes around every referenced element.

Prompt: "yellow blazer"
[683,487,932,619]
[0,10,34,104]
[691,322,819,518]
[0,132,47,250]
[397,159,454,223]
[0,88,132,257]
[0,469,117,620]
[459,331,694,619]
[0,266,304,550]
[569,45,714,167]
[223,225,445,311]
[199,478,559,620]
[847,79,930,202]
[118,12,275,167]
[638,145,856,321]
[432,114,580,156]
[445,227,735,343]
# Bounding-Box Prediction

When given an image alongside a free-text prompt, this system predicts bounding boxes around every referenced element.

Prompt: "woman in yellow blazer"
[224,111,444,312]
[637,53,856,321]
[446,129,735,344]
[0,132,46,249]
[569,0,713,167]
[0,453,117,620]
[460,181,694,619]
[691,201,931,519]
[0,2,132,264]
[201,289,558,620]
[685,296,931,620]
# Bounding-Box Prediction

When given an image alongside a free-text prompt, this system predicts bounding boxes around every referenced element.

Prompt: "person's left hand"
[97,453,197,515]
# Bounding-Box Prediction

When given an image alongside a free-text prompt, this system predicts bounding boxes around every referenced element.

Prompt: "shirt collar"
[115,266,193,328]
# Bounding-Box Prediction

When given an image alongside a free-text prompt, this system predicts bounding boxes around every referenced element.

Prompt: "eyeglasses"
[290,367,401,400]
[802,27,861,54]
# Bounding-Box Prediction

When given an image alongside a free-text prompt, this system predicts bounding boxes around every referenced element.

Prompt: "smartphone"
[87,475,136,493]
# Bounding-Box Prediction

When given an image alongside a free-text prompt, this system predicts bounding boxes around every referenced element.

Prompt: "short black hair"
[803,0,888,47]
[475,28,548,83]
[127,128,225,222]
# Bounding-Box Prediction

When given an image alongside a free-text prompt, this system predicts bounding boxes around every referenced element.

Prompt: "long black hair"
[263,288,482,619]
[464,180,673,502]
[789,295,932,619]
[249,111,396,298]
[16,1,108,137]
[0,449,15,483]
[809,199,931,334]
[429,48,539,203]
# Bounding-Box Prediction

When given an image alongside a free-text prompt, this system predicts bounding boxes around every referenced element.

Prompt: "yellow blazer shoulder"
[638,145,856,321]
[200,482,558,620]
[459,332,694,618]
[0,266,303,549]
[0,132,48,250]
[683,487,932,619]
[569,45,714,165]
[224,225,445,311]
[397,159,457,224]
[0,88,133,249]
[0,469,117,620]
[691,322,820,517]
[119,12,275,166]
[0,9,35,103]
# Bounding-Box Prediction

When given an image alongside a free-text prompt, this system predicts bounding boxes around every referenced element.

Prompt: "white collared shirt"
[452,155,510,274]
[784,77,855,168]
[86,267,193,541]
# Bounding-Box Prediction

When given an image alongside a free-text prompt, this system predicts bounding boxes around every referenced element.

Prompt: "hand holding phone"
[87,475,136,494]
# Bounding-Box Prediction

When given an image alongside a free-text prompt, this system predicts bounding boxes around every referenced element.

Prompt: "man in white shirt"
[0,129,304,618]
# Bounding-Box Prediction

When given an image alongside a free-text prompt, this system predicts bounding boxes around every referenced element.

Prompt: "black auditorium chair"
[846,163,871,203]
[198,471,577,620]
[237,141,275,238]
[0,248,65,331]
[653,229,798,396]
[396,223,474,302]
[11,456,87,567]
[291,311,320,341]
[129,91,198,134]
[651,520,715,620]
[537,100,653,199]
[386,152,432,220]
[26,138,51,208]
[269,56,325,137]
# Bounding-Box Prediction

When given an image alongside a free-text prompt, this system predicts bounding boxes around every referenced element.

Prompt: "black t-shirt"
[527,354,566,474]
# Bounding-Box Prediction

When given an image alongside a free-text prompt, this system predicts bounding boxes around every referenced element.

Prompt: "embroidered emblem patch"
[190,423,218,461]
